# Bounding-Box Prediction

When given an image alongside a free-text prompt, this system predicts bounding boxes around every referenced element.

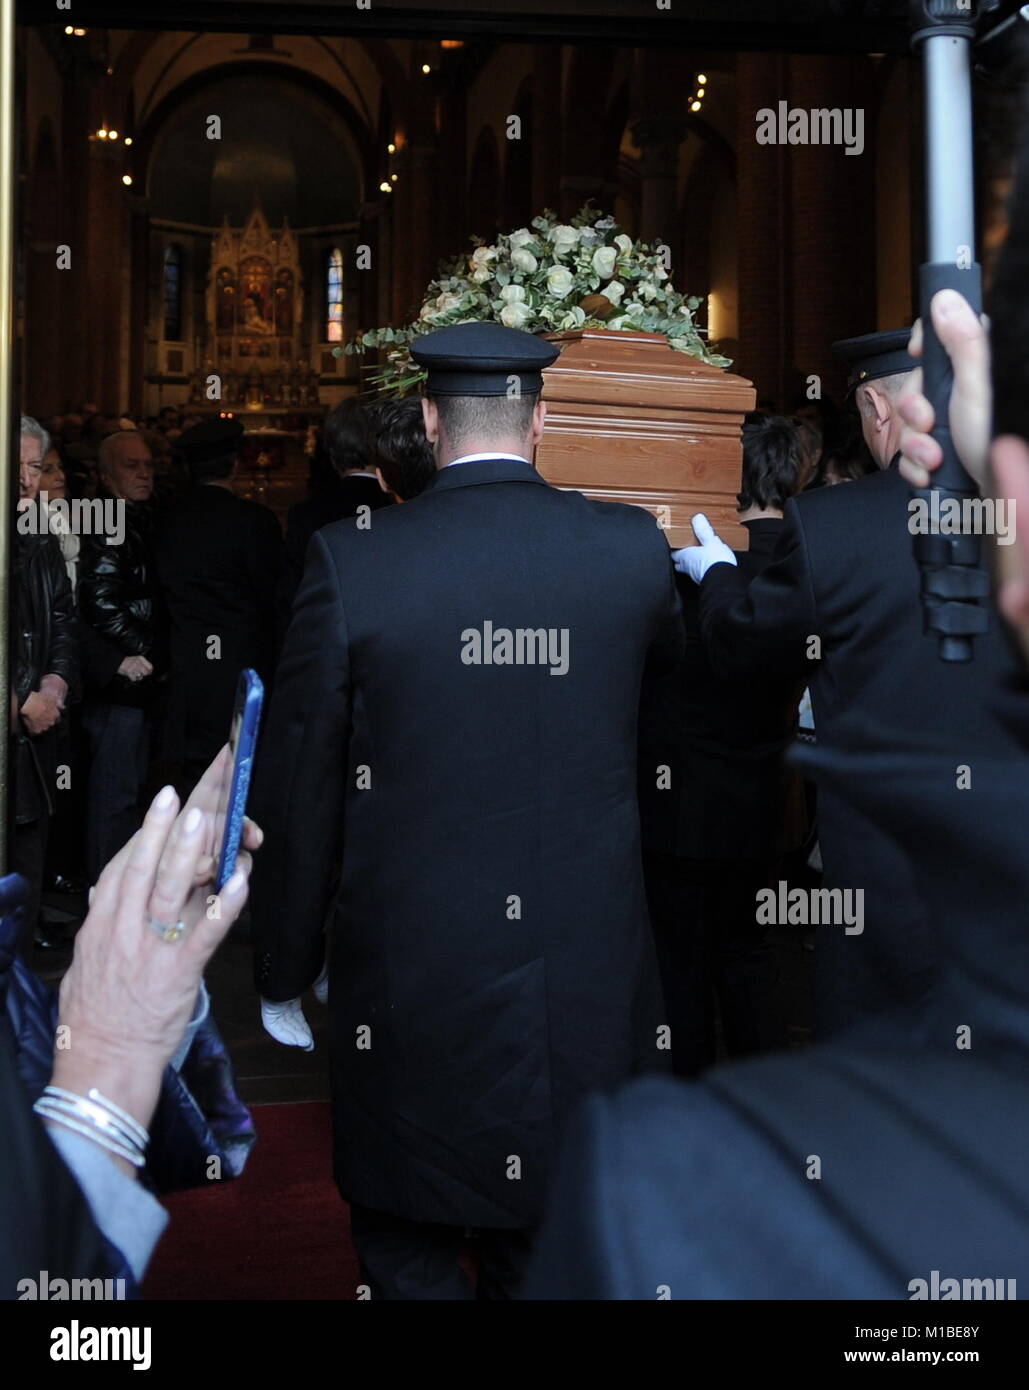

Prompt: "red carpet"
[143,1101,361,1300]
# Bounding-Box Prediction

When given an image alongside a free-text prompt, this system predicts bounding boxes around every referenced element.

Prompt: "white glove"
[261,997,315,1051]
[312,964,329,1005]
[671,513,737,583]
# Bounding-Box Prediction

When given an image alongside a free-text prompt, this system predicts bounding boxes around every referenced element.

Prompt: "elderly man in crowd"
[77,431,162,885]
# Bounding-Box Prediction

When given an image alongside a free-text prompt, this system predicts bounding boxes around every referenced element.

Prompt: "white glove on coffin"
[671,513,738,583]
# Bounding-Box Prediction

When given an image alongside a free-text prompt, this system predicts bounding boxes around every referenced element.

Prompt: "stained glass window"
[326,246,343,342]
[163,244,182,341]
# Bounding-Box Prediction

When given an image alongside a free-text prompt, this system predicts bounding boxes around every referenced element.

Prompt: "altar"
[186,209,325,418]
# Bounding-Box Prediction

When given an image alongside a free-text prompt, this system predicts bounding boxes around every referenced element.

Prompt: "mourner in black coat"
[280,399,392,619]
[251,324,682,1298]
[639,416,806,1072]
[155,419,284,788]
[523,731,1029,1299]
[686,336,1025,1036]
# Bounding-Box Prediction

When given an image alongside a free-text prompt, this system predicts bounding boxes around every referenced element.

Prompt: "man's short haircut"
[372,396,437,501]
[430,391,539,456]
[20,414,50,457]
[323,396,374,475]
[97,429,147,476]
[856,370,911,420]
[737,414,803,512]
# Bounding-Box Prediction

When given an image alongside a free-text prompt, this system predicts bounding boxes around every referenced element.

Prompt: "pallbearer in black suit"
[153,418,284,791]
[249,322,682,1299]
[676,331,1024,1037]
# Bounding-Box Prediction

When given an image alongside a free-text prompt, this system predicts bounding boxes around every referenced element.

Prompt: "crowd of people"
[10,396,436,960]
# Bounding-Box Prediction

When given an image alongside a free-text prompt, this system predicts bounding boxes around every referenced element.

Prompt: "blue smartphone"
[214,669,265,890]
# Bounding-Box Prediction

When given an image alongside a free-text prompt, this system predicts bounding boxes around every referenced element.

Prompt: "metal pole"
[924,36,976,264]
[0,0,15,871]
[910,2,986,662]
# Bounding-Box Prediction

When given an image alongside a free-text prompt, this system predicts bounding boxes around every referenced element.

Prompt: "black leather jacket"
[12,530,78,709]
[78,492,163,705]
[10,529,79,824]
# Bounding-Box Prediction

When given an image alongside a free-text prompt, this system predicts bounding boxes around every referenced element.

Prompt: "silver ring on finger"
[147,914,188,944]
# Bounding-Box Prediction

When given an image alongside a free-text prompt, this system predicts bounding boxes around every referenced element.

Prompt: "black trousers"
[348,1204,535,1300]
[643,851,788,1077]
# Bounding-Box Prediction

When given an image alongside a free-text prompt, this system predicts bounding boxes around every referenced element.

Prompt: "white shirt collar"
[445,452,532,468]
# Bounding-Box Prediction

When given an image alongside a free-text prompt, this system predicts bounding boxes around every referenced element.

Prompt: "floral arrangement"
[342,205,730,393]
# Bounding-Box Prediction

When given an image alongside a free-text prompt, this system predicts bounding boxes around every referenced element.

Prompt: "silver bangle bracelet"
[41,1084,150,1150]
[34,1101,146,1169]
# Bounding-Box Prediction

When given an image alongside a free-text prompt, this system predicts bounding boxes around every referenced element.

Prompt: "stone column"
[734,51,790,407]
[531,44,562,214]
[630,117,689,246]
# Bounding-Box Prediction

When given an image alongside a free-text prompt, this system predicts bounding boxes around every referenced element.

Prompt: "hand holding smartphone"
[213,669,265,891]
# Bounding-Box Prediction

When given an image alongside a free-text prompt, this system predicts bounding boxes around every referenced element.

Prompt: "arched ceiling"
[147,72,360,226]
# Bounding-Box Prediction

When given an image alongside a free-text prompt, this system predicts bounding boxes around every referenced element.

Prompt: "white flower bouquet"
[343,204,730,393]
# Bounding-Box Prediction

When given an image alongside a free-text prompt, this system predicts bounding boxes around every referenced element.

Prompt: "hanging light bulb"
[122,174,133,186]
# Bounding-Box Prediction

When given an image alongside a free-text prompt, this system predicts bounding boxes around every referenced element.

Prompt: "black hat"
[176,417,245,463]
[833,329,917,397]
[410,322,559,397]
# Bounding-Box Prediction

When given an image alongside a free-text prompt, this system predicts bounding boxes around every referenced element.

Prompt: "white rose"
[500,301,533,328]
[591,246,617,280]
[436,291,462,312]
[602,280,625,306]
[638,280,658,303]
[511,248,538,273]
[557,306,586,331]
[653,263,668,281]
[508,228,534,249]
[471,265,493,284]
[614,234,633,255]
[471,245,496,270]
[419,302,436,321]
[549,224,579,257]
[499,284,527,303]
[606,314,629,331]
[546,266,575,298]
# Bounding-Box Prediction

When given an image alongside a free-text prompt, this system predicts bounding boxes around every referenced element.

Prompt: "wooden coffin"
[538,328,756,550]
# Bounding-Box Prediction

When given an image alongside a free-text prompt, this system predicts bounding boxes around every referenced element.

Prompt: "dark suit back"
[639,516,803,860]
[153,485,283,768]
[250,457,682,1227]
[699,465,1025,1032]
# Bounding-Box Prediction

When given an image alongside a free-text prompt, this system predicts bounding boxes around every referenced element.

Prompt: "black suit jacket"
[524,740,1029,1299]
[280,473,392,616]
[153,485,283,767]
[638,517,803,861]
[250,457,683,1228]
[698,465,1025,1033]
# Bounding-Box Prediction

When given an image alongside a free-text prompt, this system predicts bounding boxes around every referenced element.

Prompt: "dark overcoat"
[697,462,1025,1033]
[524,738,1029,1299]
[153,485,283,770]
[250,456,682,1228]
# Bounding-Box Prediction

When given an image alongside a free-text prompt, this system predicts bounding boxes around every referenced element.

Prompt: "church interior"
[17,8,958,515]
